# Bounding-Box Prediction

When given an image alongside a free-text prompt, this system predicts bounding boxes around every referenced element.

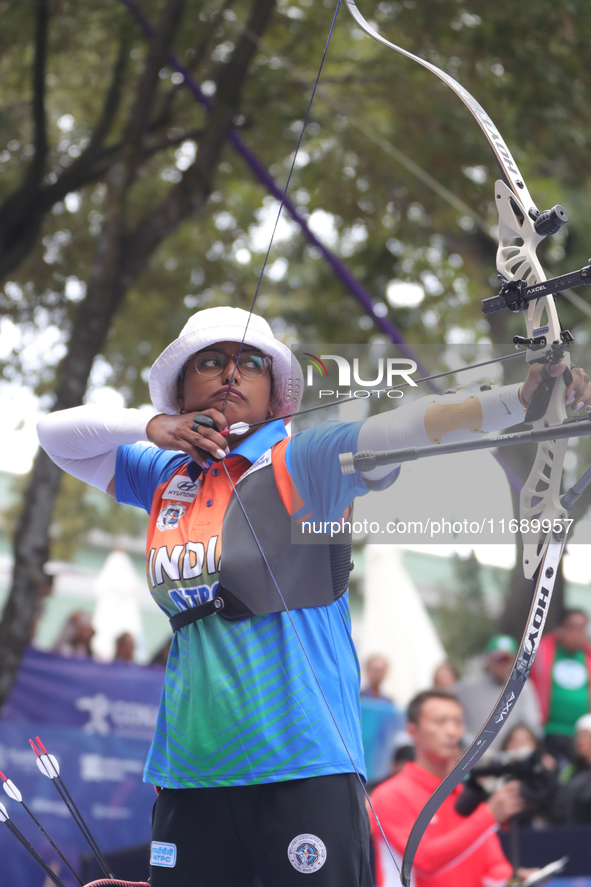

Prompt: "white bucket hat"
[149,306,303,418]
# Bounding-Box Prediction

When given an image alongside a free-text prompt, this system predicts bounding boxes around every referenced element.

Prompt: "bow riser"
[495,182,570,578]
[495,183,562,339]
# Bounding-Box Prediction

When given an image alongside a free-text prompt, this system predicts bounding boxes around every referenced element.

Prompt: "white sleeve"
[358,383,525,480]
[37,405,155,492]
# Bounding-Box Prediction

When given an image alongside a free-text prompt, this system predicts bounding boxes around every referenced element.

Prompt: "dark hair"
[407,689,462,725]
[176,356,192,411]
[393,744,415,764]
[501,723,538,752]
[557,608,588,627]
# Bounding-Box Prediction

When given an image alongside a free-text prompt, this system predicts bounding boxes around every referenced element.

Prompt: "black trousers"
[150,773,373,886]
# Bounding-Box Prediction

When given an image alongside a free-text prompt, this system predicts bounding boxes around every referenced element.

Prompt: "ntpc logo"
[151,841,177,868]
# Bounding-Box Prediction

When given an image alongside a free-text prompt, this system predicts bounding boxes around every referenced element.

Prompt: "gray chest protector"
[169,460,353,631]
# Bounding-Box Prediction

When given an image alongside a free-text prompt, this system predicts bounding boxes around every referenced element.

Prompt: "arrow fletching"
[0,771,23,803]
[2,779,22,803]
[31,737,60,777]
[228,421,250,435]
[36,753,60,779]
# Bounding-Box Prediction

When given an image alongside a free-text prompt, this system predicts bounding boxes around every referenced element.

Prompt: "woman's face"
[178,341,273,434]
[503,726,536,752]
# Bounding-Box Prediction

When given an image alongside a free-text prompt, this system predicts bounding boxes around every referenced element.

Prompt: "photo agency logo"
[301,349,418,401]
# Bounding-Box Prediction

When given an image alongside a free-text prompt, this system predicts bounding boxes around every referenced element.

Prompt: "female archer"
[37,305,590,887]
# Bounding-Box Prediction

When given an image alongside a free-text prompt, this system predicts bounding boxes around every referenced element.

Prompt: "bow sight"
[482,198,591,328]
[483,262,591,319]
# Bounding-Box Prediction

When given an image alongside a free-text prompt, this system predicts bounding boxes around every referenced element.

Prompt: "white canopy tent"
[91,549,146,662]
[358,544,446,706]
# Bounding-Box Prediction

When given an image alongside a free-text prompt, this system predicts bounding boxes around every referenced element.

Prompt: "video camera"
[455,749,556,818]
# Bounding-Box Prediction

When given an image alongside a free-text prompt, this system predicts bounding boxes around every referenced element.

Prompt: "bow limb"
[343,7,572,576]
[401,539,564,887]
[344,0,537,208]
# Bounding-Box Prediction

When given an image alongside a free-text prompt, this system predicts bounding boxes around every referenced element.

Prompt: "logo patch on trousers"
[151,841,177,867]
[288,833,327,873]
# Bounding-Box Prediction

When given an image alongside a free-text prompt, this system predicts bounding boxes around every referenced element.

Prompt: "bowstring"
[217,0,403,875]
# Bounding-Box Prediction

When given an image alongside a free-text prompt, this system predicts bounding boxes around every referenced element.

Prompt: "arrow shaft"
[343,418,591,472]
[37,755,112,880]
[236,349,526,435]
[53,774,113,879]
[21,800,84,885]
[4,819,67,887]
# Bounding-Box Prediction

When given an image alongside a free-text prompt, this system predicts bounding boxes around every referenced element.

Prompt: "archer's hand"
[520,362,591,413]
[147,410,229,467]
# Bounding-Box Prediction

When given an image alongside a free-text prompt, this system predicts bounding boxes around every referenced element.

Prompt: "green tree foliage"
[4,472,148,561]
[436,551,496,671]
[4,0,591,408]
[1,0,591,700]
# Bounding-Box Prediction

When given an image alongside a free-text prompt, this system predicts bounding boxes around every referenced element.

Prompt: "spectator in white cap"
[36,306,591,886]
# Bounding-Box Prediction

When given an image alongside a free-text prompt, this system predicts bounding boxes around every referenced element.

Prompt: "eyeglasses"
[193,350,271,378]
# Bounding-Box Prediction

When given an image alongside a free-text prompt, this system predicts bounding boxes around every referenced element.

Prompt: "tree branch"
[27,0,49,184]
[122,0,276,283]
[149,0,237,129]
[118,0,187,189]
[83,30,131,159]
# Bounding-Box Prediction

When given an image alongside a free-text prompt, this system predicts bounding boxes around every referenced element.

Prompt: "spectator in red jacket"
[530,609,591,766]
[370,690,534,887]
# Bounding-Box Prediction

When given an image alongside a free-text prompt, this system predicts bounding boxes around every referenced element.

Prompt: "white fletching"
[0,802,8,822]
[228,422,250,435]
[36,753,60,779]
[2,780,22,803]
